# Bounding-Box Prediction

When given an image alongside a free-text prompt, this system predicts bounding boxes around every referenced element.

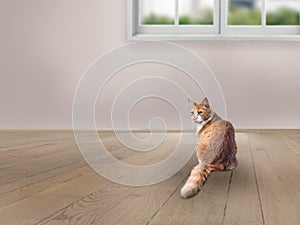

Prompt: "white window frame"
[128,0,300,41]
[136,0,219,35]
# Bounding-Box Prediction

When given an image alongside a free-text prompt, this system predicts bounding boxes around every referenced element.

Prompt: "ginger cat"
[181,97,237,198]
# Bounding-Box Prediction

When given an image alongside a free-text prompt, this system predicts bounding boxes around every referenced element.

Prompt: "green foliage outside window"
[142,13,174,25]
[267,7,300,25]
[228,3,261,25]
[142,6,300,26]
[179,9,213,25]
[142,9,214,25]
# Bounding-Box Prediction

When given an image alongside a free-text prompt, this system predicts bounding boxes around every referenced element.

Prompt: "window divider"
[220,0,226,34]
[262,0,266,27]
[175,0,179,26]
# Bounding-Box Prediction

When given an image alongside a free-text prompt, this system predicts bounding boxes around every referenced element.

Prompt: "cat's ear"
[188,98,197,105]
[202,97,210,109]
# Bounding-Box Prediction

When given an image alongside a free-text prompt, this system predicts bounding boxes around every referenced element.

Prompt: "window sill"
[129,34,300,42]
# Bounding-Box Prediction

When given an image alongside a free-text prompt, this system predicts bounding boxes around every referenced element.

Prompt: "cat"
[180,97,237,198]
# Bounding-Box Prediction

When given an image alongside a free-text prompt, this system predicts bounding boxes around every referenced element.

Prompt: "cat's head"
[189,97,212,124]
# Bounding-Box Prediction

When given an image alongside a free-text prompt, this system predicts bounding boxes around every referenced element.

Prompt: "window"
[128,0,300,40]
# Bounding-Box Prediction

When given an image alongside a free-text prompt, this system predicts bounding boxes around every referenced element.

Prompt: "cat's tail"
[180,164,215,199]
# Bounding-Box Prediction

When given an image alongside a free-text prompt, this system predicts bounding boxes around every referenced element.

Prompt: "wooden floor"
[0,130,299,225]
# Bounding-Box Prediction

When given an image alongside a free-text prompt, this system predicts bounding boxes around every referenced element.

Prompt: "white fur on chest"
[196,123,203,135]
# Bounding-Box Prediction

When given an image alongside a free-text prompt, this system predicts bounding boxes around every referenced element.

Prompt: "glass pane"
[179,0,214,25]
[228,0,262,25]
[266,0,300,25]
[141,0,175,25]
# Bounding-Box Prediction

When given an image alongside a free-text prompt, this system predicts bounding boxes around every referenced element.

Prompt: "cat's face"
[189,98,211,124]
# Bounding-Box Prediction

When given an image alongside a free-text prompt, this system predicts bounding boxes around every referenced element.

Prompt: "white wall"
[1,0,300,129]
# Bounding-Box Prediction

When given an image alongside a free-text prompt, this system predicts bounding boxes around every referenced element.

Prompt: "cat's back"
[199,118,237,164]
[201,118,235,138]
[214,119,235,133]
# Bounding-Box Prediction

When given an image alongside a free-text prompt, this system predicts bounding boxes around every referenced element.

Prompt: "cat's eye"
[198,111,203,114]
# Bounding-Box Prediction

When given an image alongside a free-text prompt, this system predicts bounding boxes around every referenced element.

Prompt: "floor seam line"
[145,175,188,225]
[248,133,266,225]
[221,170,233,225]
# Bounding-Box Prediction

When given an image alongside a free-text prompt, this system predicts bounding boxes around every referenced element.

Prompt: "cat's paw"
[180,183,199,199]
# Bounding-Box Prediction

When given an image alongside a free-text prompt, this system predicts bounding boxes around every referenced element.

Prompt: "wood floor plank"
[0,146,84,185]
[148,171,232,225]
[0,165,90,208]
[34,183,138,225]
[81,133,197,187]
[0,132,73,151]
[33,136,197,225]
[281,130,300,143]
[32,166,189,225]
[0,159,86,196]
[100,133,179,166]
[0,167,108,225]
[0,143,76,168]
[1,130,299,225]
[249,132,300,225]
[90,157,196,225]
[223,133,264,225]
[280,131,300,155]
